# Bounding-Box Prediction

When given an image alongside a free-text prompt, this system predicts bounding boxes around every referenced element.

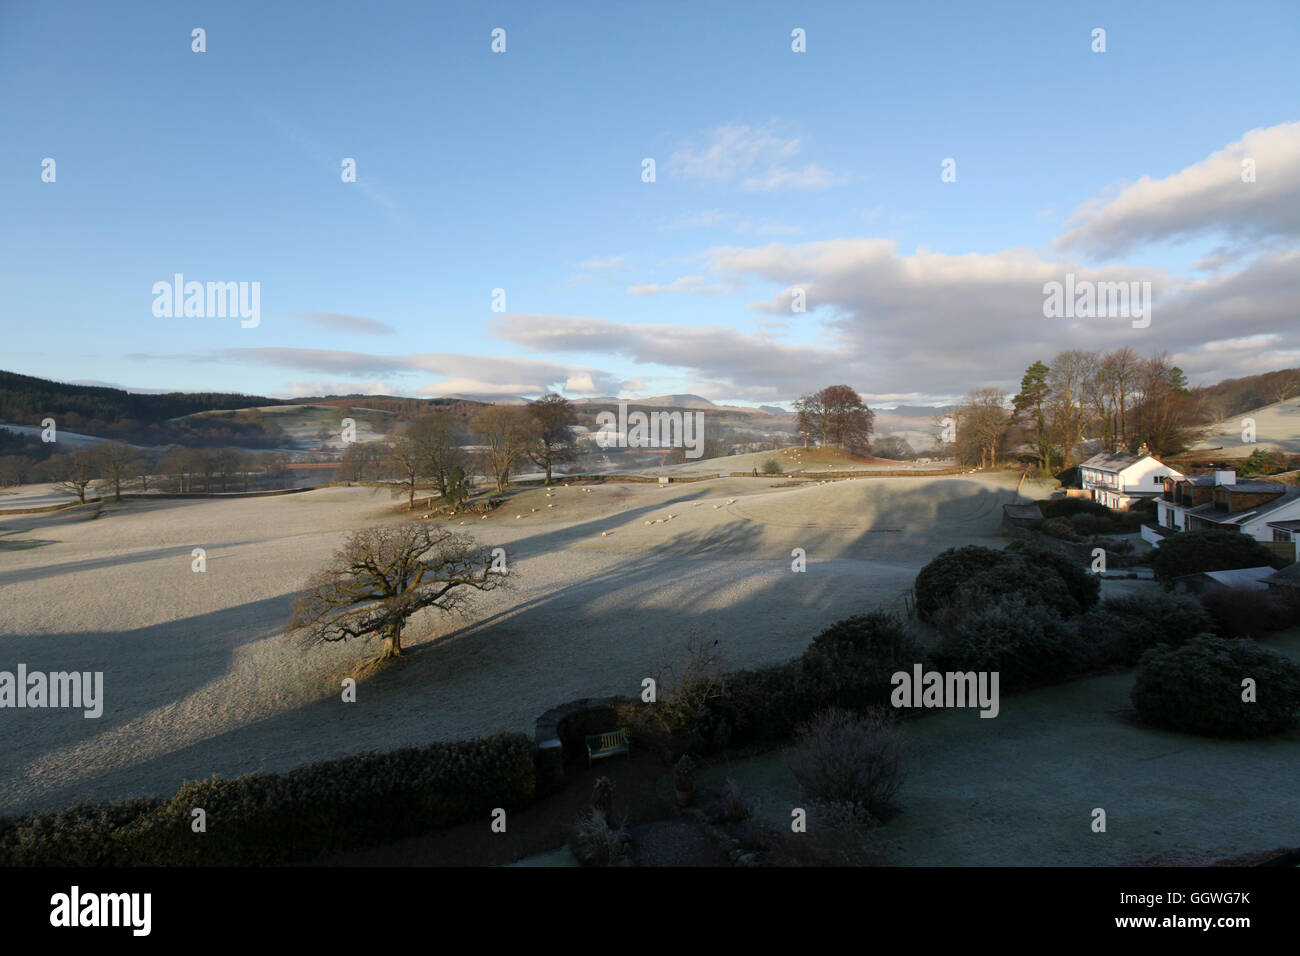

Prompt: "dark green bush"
[807,611,920,660]
[1074,591,1214,669]
[699,613,924,751]
[945,560,1081,620]
[1040,498,1114,520]
[915,544,1098,624]
[1003,542,1101,612]
[930,597,1087,693]
[1200,586,1300,639]
[1152,529,1284,583]
[1040,517,1081,541]
[914,546,1005,621]
[1132,636,1300,737]
[0,732,535,866]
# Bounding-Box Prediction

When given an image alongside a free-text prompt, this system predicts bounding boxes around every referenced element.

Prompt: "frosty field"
[0,473,1030,815]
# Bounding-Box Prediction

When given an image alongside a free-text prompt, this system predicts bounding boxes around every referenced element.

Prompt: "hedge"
[0,732,535,866]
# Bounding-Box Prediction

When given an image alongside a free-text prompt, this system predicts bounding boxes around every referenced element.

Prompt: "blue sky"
[2,0,1298,407]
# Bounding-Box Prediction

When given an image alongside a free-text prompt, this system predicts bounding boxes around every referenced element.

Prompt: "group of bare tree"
[28,442,292,502]
[365,394,578,508]
[940,348,1206,472]
[794,385,876,452]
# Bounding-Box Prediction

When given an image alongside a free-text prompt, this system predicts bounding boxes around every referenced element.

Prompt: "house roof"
[1268,520,1300,531]
[1185,487,1300,525]
[1079,451,1146,472]
[1200,567,1277,590]
[1226,479,1292,493]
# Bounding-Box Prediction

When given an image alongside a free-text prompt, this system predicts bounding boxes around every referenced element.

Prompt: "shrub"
[647,634,729,754]
[943,558,1081,622]
[931,597,1087,692]
[761,459,783,475]
[915,544,1096,624]
[1240,448,1289,478]
[711,779,753,824]
[914,546,1004,621]
[1097,595,1216,655]
[571,811,630,866]
[1041,517,1081,541]
[591,777,614,818]
[695,613,924,753]
[1002,542,1101,612]
[807,611,920,660]
[1040,498,1114,520]
[753,801,884,866]
[1152,529,1283,583]
[1073,609,1153,672]
[1132,636,1300,737]
[1067,513,1107,535]
[786,706,906,823]
[1200,586,1300,639]
[1076,591,1214,669]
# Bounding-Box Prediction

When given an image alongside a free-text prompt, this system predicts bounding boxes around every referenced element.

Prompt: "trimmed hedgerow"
[1039,498,1115,520]
[0,798,163,868]
[1132,636,1300,738]
[0,732,535,866]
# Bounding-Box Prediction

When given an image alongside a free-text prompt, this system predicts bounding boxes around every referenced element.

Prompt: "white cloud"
[669,121,845,191]
[1054,121,1300,258]
[627,275,723,296]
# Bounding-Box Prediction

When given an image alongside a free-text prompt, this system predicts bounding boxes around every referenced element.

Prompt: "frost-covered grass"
[1,473,1029,815]
[701,629,1300,865]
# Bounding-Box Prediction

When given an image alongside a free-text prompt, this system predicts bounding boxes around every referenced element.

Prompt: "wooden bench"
[585,729,631,766]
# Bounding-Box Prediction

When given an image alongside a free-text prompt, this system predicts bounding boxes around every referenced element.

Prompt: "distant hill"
[1187,395,1300,457]
[0,369,282,429]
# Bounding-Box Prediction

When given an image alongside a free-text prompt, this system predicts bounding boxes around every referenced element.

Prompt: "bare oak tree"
[286,522,508,661]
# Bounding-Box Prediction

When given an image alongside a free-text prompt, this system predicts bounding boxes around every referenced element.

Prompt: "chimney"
[1214,470,1236,486]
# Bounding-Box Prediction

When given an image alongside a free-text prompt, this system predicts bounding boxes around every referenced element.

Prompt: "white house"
[1078,448,1183,511]
[1147,469,1300,557]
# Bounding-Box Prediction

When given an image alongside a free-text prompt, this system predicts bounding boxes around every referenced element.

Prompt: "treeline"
[307,395,482,419]
[0,369,282,432]
[1192,367,1300,423]
[0,437,292,497]
[943,349,1208,471]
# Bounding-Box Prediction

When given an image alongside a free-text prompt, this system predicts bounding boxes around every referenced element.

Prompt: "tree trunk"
[378,626,403,659]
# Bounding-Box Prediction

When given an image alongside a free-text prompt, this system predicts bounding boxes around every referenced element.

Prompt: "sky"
[2,0,1298,408]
